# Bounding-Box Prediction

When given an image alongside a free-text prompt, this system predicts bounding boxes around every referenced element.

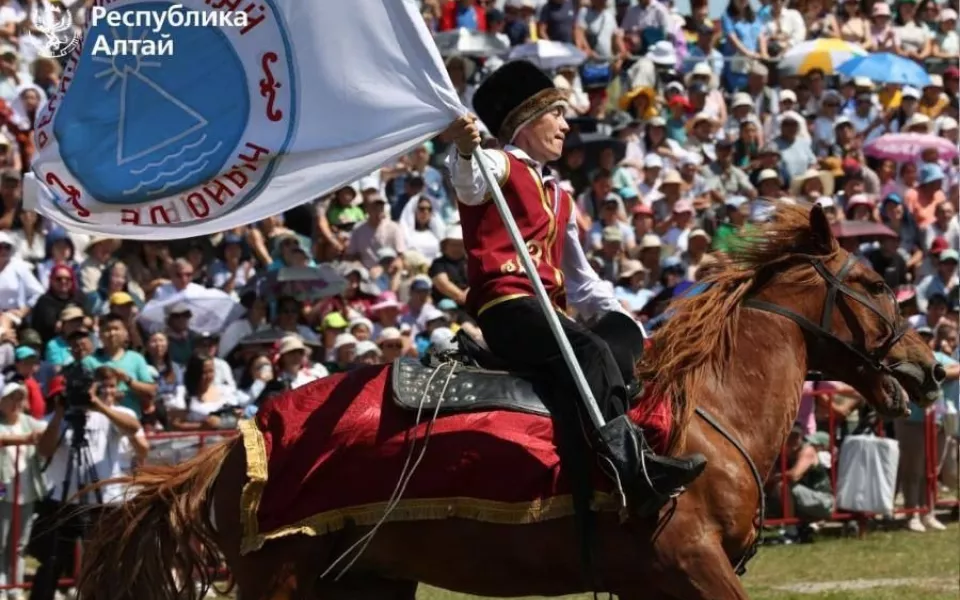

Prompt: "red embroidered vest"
[458,151,573,317]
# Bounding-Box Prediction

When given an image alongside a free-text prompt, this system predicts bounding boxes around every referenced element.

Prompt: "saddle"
[391,329,550,417]
[391,312,646,418]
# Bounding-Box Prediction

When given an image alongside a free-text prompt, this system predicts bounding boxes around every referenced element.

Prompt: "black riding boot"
[597,415,707,518]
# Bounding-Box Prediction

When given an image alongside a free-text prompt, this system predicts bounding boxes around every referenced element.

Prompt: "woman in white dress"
[167,353,239,431]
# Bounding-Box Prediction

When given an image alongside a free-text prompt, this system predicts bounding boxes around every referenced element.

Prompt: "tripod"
[31,410,104,600]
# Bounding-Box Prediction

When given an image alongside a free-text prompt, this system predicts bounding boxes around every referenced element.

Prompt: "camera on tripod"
[59,362,95,412]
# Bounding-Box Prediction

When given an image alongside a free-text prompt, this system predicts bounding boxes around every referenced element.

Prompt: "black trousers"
[30,500,112,600]
[477,297,627,428]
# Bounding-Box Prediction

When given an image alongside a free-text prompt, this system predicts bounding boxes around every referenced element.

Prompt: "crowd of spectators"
[0,1,950,592]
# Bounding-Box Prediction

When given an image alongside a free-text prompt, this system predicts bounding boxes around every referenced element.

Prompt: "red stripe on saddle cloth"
[248,364,674,536]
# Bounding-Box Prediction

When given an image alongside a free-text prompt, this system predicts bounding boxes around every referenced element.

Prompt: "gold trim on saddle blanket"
[238,419,618,555]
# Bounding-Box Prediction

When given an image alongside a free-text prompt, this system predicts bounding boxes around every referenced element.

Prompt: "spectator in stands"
[276,335,326,389]
[151,258,204,303]
[144,331,183,430]
[43,305,86,369]
[77,237,119,296]
[0,170,20,232]
[237,352,272,407]
[168,353,240,431]
[377,327,406,363]
[208,233,254,299]
[767,424,835,541]
[346,192,406,271]
[33,369,144,600]
[0,231,41,322]
[429,226,468,307]
[9,345,43,419]
[30,264,83,346]
[219,293,268,359]
[539,0,577,43]
[0,380,45,598]
[274,295,319,343]
[327,334,357,374]
[439,0,487,32]
[916,249,959,312]
[82,314,156,417]
[35,228,75,291]
[163,303,196,365]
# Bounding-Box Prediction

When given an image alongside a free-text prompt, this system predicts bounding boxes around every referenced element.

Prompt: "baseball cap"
[376,247,398,261]
[377,327,402,343]
[109,291,135,306]
[643,154,663,169]
[757,169,781,184]
[60,305,85,322]
[165,302,192,317]
[410,274,432,292]
[779,89,797,104]
[640,234,662,249]
[14,346,37,361]
[672,200,694,214]
[333,333,358,350]
[725,195,748,209]
[355,340,382,357]
[322,311,348,330]
[940,249,959,263]
[919,164,945,186]
[278,335,307,355]
[602,225,623,243]
[901,86,921,100]
[437,298,458,311]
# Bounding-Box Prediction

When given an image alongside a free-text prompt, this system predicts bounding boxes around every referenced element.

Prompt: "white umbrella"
[508,40,587,70]
[433,28,510,58]
[138,286,245,335]
[777,39,868,76]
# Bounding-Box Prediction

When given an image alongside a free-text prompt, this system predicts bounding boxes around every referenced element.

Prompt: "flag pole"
[472,148,607,431]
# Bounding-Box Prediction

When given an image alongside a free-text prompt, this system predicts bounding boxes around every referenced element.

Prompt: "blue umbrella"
[835,52,931,88]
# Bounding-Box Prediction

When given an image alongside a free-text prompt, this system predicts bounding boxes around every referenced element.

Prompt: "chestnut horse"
[79,205,943,600]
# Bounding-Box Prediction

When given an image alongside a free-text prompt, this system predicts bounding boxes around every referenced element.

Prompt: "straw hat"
[618,85,657,113]
[684,61,719,90]
[685,112,719,133]
[278,335,307,356]
[789,169,835,197]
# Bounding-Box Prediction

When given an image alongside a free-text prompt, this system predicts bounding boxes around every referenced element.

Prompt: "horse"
[78,204,943,600]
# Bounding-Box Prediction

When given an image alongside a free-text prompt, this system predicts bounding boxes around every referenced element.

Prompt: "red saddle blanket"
[239,363,672,554]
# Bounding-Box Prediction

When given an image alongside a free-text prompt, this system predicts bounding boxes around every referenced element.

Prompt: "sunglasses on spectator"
[380,342,403,350]
[417,205,432,212]
[54,276,72,282]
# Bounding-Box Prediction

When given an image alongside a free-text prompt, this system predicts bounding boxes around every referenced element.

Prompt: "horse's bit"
[743,253,908,374]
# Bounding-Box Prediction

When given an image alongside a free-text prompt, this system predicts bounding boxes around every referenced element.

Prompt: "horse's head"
[797,205,943,417]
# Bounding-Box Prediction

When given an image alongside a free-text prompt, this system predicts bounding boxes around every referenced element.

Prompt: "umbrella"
[864,133,959,163]
[236,327,324,348]
[835,52,931,88]
[563,133,626,170]
[778,39,868,76]
[433,29,510,58]
[244,265,347,303]
[831,220,897,240]
[138,287,245,335]
[507,40,587,70]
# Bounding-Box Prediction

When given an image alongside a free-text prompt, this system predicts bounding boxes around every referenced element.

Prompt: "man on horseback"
[443,60,706,516]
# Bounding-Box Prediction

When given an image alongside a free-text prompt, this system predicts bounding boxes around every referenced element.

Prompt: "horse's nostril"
[932,363,946,384]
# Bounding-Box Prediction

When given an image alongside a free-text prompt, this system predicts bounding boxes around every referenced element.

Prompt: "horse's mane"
[637,203,841,453]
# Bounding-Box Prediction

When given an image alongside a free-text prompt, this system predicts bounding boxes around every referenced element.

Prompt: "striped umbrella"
[778,39,868,76]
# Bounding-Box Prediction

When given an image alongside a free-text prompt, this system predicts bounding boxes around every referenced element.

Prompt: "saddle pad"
[391,357,550,417]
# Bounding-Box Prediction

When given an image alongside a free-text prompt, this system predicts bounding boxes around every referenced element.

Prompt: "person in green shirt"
[712,195,752,254]
[82,313,157,417]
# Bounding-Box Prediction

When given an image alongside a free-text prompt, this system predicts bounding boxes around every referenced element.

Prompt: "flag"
[30,0,465,239]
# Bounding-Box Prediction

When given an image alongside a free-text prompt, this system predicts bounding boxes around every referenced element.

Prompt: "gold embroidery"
[499,240,544,275]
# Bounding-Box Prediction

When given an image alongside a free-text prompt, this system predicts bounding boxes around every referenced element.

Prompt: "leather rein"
[697,252,907,576]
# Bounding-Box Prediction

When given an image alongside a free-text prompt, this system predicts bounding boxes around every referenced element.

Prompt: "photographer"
[31,366,145,600]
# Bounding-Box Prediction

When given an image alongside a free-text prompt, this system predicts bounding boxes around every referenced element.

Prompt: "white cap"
[643,153,663,169]
[417,304,448,328]
[355,340,382,357]
[758,169,781,184]
[334,333,358,350]
[815,197,836,209]
[678,151,702,167]
[278,335,307,356]
[902,86,921,99]
[926,75,944,88]
[939,117,959,133]
[779,89,797,103]
[442,226,463,242]
[731,92,753,109]
[377,327,402,342]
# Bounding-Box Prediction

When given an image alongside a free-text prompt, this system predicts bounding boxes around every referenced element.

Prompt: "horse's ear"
[808,204,835,253]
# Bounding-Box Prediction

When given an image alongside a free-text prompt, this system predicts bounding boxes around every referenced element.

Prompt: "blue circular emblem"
[51,0,296,214]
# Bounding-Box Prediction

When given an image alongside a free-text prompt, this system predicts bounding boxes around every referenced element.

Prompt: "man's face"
[100,320,127,349]
[174,264,194,290]
[16,357,38,377]
[111,303,133,321]
[938,259,958,280]
[716,145,732,166]
[277,302,300,326]
[515,106,569,163]
[69,334,93,361]
[928,302,947,328]
[167,312,190,333]
[781,120,799,142]
[366,199,387,219]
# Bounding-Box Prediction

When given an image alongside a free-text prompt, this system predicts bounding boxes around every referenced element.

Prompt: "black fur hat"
[472,61,568,145]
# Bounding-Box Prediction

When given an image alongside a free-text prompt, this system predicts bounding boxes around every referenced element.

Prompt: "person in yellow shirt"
[918,75,949,118]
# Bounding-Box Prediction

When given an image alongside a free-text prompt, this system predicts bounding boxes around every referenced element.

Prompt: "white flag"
[30,0,465,239]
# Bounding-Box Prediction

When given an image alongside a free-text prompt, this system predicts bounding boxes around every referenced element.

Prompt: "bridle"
[743,253,909,375]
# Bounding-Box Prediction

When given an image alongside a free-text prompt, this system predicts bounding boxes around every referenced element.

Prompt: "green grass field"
[416,523,960,600]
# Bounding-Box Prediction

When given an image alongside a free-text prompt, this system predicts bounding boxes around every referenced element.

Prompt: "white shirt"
[0,257,43,312]
[151,281,206,303]
[445,146,628,322]
[44,408,144,504]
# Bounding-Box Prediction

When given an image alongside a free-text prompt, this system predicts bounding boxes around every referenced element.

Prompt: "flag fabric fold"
[31,0,465,239]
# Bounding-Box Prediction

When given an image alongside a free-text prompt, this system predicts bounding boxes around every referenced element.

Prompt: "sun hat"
[377,327,402,343]
[278,335,307,356]
[370,291,402,313]
[417,304,448,329]
[789,168,835,197]
[757,169,781,184]
[919,163,945,186]
[355,340,382,357]
[333,333,358,351]
[348,317,373,333]
[60,305,85,322]
[1,382,24,399]
[640,234,662,249]
[661,169,684,186]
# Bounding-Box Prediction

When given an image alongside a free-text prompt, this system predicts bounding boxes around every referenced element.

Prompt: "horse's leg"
[650,542,751,600]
